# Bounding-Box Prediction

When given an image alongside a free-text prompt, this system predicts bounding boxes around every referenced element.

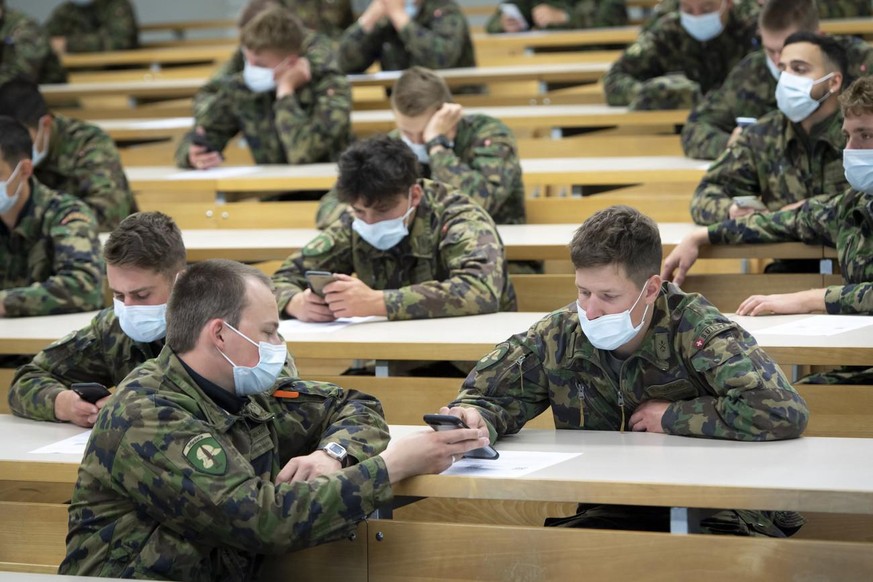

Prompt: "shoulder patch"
[474,343,509,372]
[302,232,335,257]
[627,42,642,57]
[60,211,91,226]
[183,433,227,475]
[694,322,734,350]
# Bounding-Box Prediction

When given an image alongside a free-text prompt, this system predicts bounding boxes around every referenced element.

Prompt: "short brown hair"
[166,259,271,353]
[240,4,304,54]
[238,0,279,28]
[569,206,661,287]
[390,67,453,117]
[840,75,873,118]
[759,0,819,33]
[103,212,186,278]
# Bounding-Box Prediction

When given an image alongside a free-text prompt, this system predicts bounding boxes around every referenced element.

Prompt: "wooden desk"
[348,62,609,88]
[61,45,235,70]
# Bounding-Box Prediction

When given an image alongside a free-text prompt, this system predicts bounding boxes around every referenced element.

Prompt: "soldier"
[690,32,847,226]
[176,5,351,169]
[0,116,103,318]
[316,66,525,228]
[646,0,869,29]
[0,0,66,85]
[603,0,757,110]
[45,0,138,54]
[338,0,477,77]
[273,135,516,322]
[8,212,189,427]
[485,0,628,33]
[682,0,873,160]
[58,259,490,579]
[0,79,136,231]
[664,75,873,384]
[441,205,809,535]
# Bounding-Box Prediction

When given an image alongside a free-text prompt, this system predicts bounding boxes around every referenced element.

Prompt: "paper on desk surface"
[279,316,385,335]
[441,450,580,478]
[752,314,873,337]
[166,167,260,180]
[29,430,91,456]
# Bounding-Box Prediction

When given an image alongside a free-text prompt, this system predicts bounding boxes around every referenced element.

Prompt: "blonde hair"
[840,76,873,118]
[391,66,453,117]
[240,4,304,54]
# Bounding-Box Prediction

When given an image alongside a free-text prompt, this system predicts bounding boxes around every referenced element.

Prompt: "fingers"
[275,460,299,484]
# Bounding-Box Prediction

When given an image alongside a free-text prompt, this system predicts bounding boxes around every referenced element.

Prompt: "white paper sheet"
[752,315,873,337]
[127,117,191,129]
[29,430,91,456]
[440,450,580,478]
[166,167,260,180]
[279,316,385,335]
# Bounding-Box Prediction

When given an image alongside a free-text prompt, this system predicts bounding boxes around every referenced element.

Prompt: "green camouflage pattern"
[315,113,526,228]
[603,10,757,108]
[36,114,135,232]
[58,346,392,580]
[0,179,103,317]
[273,178,518,320]
[690,109,846,225]
[277,0,355,40]
[647,0,870,27]
[683,37,873,160]
[338,0,477,74]
[450,282,808,442]
[485,0,628,32]
[178,31,351,167]
[44,0,138,53]
[0,9,67,86]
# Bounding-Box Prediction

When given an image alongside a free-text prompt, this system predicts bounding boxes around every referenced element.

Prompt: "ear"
[830,71,844,95]
[409,183,424,207]
[644,275,662,304]
[206,318,227,349]
[18,158,34,181]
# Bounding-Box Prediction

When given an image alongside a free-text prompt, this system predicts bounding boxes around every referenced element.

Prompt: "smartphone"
[732,195,767,210]
[190,132,216,153]
[305,270,338,298]
[71,382,112,404]
[423,414,500,460]
[735,117,758,128]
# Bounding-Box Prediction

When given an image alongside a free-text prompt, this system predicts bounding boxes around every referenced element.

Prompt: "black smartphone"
[190,132,216,153]
[71,382,112,404]
[423,413,499,460]
[305,270,339,298]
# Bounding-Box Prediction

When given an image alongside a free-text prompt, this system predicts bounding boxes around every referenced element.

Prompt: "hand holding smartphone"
[423,414,499,460]
[190,133,217,153]
[71,383,112,404]
[731,195,767,210]
[735,117,757,128]
[305,270,339,298]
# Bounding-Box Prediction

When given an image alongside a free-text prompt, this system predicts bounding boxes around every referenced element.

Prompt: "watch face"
[324,442,347,459]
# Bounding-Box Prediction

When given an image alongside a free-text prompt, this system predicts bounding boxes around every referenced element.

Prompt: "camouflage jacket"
[708,187,873,315]
[450,282,808,442]
[485,0,628,33]
[690,109,847,225]
[682,36,873,160]
[276,0,355,40]
[0,9,66,85]
[315,114,526,228]
[178,31,351,167]
[603,10,757,107]
[58,346,392,581]
[0,179,103,317]
[36,114,135,231]
[648,0,870,24]
[338,0,476,73]
[44,0,138,53]
[273,179,518,320]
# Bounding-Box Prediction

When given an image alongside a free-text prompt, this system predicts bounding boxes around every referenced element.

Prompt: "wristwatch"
[425,134,454,153]
[321,442,348,467]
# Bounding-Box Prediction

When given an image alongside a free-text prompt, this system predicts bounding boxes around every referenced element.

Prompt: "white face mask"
[577,283,650,351]
[217,321,287,397]
[113,298,167,343]
[242,61,277,94]
[775,71,834,123]
[765,55,781,81]
[401,135,429,165]
[352,190,416,251]
[405,0,418,18]
[0,162,23,214]
[843,149,873,193]
[679,3,725,42]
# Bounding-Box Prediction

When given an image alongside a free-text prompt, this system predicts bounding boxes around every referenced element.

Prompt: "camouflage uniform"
[690,109,846,225]
[708,187,873,384]
[683,36,873,160]
[0,179,103,317]
[484,0,627,33]
[273,179,517,319]
[277,0,355,40]
[0,9,67,86]
[58,346,392,580]
[645,0,869,29]
[315,113,526,228]
[338,0,477,74]
[36,114,135,232]
[179,32,351,167]
[449,282,808,534]
[603,10,757,109]
[44,0,138,53]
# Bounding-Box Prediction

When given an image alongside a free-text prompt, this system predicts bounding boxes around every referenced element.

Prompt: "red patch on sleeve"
[441,224,449,236]
[694,338,705,349]
[434,8,442,17]
[484,139,491,146]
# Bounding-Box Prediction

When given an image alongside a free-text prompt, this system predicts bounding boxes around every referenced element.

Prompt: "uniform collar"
[786,109,845,151]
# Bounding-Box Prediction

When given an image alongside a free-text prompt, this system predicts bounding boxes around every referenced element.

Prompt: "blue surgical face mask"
[401,135,429,165]
[764,55,781,81]
[679,2,725,42]
[405,0,418,18]
[775,71,835,123]
[114,298,167,343]
[352,190,416,251]
[217,321,287,397]
[843,149,873,194]
[243,61,277,93]
[577,283,650,351]
[0,162,23,214]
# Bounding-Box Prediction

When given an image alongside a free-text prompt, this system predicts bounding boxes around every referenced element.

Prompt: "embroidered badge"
[183,433,227,475]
